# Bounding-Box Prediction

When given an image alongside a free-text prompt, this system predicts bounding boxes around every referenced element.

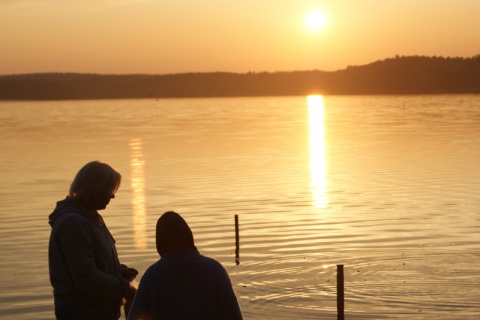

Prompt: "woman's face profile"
[91,192,115,210]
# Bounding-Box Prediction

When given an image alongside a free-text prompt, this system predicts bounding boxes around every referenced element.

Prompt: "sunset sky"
[1,0,479,75]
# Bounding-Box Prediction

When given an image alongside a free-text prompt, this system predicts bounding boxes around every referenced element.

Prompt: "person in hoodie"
[48,161,138,320]
[127,211,243,320]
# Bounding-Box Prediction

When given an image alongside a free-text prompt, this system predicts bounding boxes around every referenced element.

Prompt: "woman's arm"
[55,216,130,300]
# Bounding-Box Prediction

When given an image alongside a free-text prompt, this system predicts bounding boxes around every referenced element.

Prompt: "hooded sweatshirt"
[48,197,130,319]
[127,211,243,320]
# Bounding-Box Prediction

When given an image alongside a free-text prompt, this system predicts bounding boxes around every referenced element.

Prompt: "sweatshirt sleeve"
[127,268,152,320]
[54,215,129,300]
[216,264,243,320]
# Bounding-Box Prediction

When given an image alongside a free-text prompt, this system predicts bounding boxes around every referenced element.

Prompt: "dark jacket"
[127,250,243,320]
[48,197,130,320]
[127,211,242,320]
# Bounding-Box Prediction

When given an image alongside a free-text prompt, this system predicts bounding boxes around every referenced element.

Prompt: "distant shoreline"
[1,54,479,101]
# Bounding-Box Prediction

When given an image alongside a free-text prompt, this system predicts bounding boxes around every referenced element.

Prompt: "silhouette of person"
[48,161,138,320]
[127,211,243,320]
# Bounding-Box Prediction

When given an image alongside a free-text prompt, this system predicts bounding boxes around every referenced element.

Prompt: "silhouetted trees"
[0,54,479,100]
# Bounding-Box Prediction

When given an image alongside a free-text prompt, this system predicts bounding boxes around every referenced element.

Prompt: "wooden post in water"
[337,264,345,320]
[235,214,240,265]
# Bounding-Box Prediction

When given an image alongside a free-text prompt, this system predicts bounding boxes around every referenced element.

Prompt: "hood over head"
[156,211,197,257]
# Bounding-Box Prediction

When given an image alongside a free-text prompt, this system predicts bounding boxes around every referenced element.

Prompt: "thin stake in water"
[337,264,345,320]
[235,214,240,265]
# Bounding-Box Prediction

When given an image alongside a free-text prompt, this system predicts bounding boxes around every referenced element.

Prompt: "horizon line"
[2,53,479,77]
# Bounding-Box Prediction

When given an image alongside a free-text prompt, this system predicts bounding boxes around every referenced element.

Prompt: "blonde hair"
[69,161,121,201]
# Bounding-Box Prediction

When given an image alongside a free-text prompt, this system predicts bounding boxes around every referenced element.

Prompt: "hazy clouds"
[0,0,149,11]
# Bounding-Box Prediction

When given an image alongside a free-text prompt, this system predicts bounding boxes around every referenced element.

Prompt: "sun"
[306,10,327,31]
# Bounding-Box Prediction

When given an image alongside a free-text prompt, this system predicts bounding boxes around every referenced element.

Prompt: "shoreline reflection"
[308,95,328,208]
[130,138,147,249]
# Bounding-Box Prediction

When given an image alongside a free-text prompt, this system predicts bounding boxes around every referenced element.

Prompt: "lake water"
[0,95,479,319]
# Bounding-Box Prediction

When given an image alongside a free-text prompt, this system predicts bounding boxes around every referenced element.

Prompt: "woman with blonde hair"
[48,161,137,320]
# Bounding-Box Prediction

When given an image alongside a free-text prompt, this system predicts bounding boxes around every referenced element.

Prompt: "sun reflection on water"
[130,138,147,249]
[308,95,328,208]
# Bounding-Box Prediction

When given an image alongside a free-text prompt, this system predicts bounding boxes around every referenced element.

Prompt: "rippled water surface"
[0,95,479,319]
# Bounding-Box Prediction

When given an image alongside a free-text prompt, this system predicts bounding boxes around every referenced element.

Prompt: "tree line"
[1,54,479,100]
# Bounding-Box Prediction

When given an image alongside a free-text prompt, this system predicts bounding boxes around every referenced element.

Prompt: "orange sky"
[1,0,479,74]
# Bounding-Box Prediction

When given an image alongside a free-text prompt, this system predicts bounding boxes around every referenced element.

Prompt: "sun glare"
[130,138,147,250]
[306,10,327,31]
[308,95,328,208]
